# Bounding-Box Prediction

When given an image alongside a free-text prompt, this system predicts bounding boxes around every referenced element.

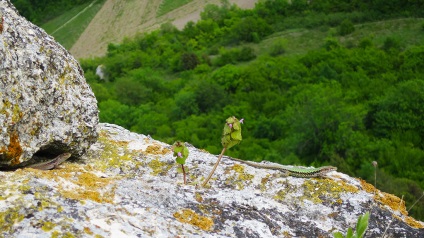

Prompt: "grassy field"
[157,0,193,17]
[41,0,106,49]
[252,18,424,58]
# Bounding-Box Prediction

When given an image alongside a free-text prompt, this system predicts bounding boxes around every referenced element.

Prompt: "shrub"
[338,19,355,36]
[238,46,256,62]
[270,39,286,56]
[382,37,401,53]
[181,52,200,70]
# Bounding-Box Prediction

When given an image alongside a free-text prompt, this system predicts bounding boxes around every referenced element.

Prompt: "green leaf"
[231,130,242,141]
[346,227,354,238]
[355,212,370,238]
[176,157,186,165]
[223,123,232,135]
[333,232,345,238]
[172,141,189,165]
[221,116,243,149]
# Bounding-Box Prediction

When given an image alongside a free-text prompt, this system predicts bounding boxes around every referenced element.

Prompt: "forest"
[12,0,424,220]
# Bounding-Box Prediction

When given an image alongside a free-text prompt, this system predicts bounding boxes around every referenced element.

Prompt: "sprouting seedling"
[202,116,243,187]
[172,141,189,185]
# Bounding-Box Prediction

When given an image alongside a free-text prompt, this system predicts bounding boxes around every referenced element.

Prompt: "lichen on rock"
[0,123,423,237]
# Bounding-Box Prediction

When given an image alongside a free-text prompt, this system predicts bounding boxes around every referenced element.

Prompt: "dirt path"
[70,0,257,59]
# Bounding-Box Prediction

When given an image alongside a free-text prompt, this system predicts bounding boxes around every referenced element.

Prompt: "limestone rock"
[0,0,98,167]
[0,123,422,237]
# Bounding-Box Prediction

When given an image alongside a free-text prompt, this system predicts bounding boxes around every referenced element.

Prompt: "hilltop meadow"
[13,0,424,220]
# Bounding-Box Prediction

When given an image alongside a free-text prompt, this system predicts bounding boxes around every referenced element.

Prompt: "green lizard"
[228,157,337,178]
[0,153,72,171]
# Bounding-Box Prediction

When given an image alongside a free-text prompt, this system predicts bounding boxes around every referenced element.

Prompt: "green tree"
[114,78,152,106]
[281,82,367,165]
[194,80,228,113]
[98,99,133,129]
[173,90,200,119]
[180,52,200,70]
[230,16,272,43]
[368,79,424,148]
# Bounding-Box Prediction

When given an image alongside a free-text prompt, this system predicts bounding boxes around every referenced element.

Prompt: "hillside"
[70,0,258,59]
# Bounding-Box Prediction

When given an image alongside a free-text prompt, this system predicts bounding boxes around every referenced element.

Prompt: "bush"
[181,52,200,70]
[270,39,286,56]
[382,37,401,52]
[238,46,256,61]
[338,19,355,36]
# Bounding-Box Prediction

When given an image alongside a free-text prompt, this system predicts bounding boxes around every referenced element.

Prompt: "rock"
[0,0,98,167]
[0,123,422,237]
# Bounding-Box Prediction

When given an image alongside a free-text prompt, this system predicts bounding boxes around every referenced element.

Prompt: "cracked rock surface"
[0,0,98,166]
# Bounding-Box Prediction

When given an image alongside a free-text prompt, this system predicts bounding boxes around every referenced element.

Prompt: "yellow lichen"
[62,232,76,238]
[148,157,172,176]
[0,207,25,232]
[22,164,116,204]
[51,230,60,238]
[359,179,424,229]
[59,172,116,204]
[57,206,64,213]
[173,209,214,231]
[224,164,254,190]
[94,135,132,171]
[0,131,23,165]
[11,104,22,122]
[83,227,93,235]
[260,174,272,191]
[403,216,424,229]
[194,192,203,203]
[274,189,288,201]
[145,144,170,155]
[360,179,406,213]
[41,221,56,232]
[300,178,359,204]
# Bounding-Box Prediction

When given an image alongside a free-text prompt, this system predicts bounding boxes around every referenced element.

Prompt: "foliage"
[333,212,370,238]
[221,116,243,150]
[172,141,189,165]
[338,19,355,36]
[172,141,190,184]
[77,0,424,219]
[180,52,200,71]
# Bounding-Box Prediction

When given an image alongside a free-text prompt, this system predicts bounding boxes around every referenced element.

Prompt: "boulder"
[1,123,422,237]
[0,0,98,167]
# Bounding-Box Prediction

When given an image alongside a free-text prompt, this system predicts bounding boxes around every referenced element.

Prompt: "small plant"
[172,141,189,185]
[333,212,370,238]
[202,116,243,187]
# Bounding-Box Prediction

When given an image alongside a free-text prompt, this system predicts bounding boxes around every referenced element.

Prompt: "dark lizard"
[0,153,72,171]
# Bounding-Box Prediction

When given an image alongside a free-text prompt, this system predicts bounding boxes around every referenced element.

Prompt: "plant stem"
[181,164,187,185]
[202,147,227,187]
